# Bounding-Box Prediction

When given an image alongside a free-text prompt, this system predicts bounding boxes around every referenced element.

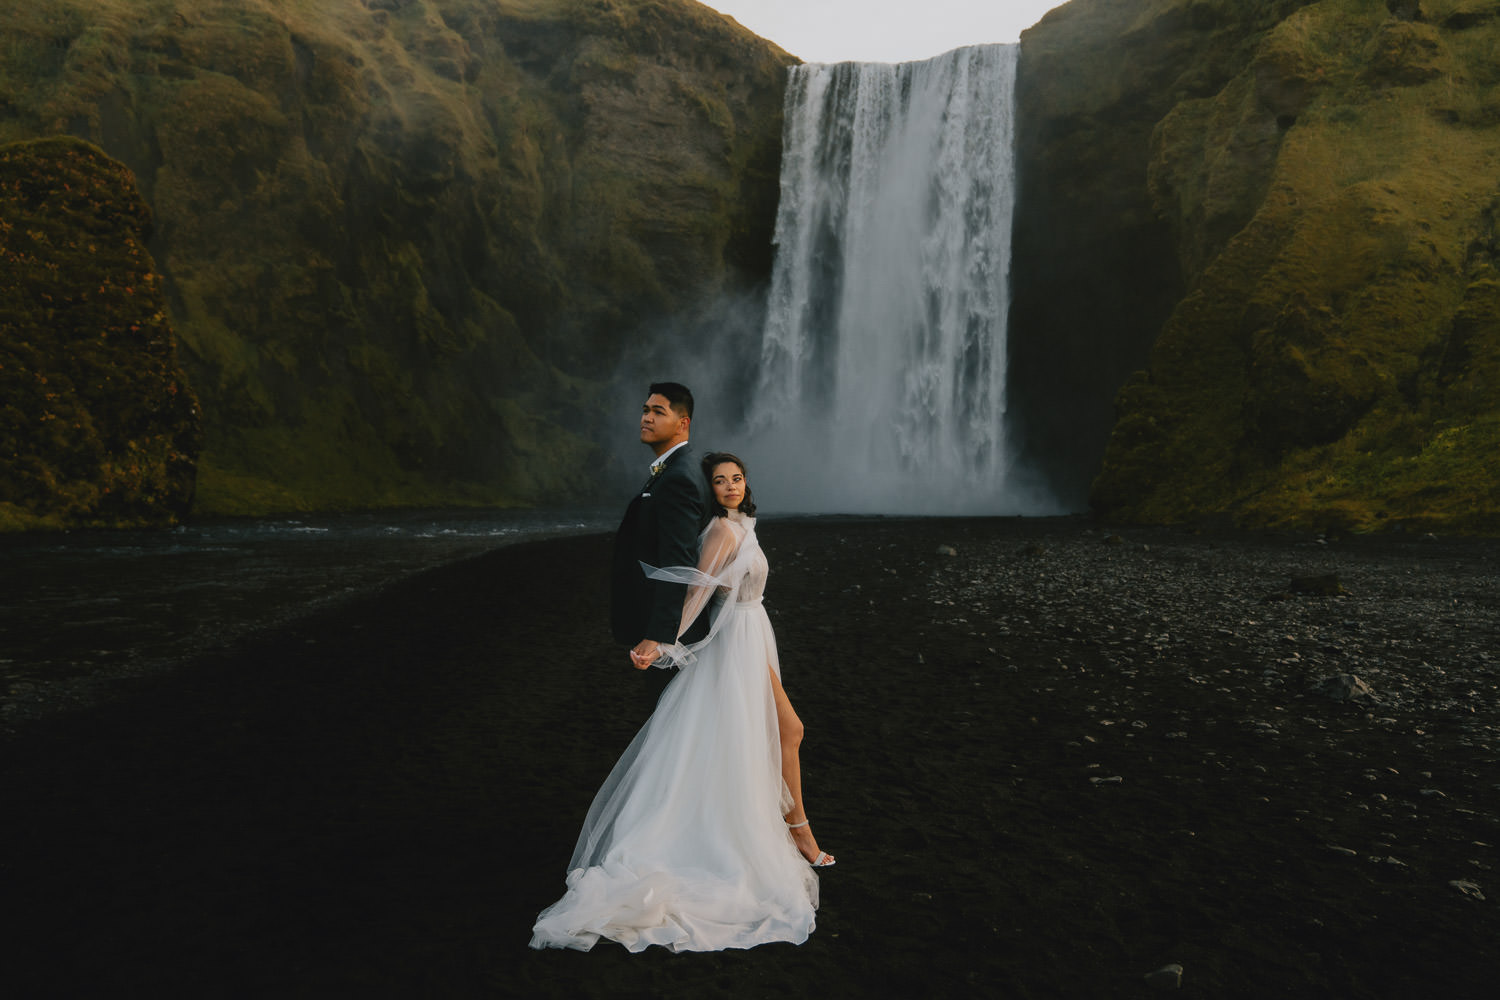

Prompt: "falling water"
[747,45,1052,514]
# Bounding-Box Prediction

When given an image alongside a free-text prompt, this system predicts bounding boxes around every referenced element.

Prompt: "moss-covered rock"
[1010,0,1318,504]
[0,1,794,517]
[1018,0,1500,533]
[1,136,202,530]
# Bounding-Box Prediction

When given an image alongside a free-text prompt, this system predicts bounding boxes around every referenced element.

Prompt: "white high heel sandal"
[787,819,836,868]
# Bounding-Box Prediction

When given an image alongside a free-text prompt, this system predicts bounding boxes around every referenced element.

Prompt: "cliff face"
[0,0,793,516]
[1016,0,1500,532]
[1010,0,1317,507]
[1,137,202,530]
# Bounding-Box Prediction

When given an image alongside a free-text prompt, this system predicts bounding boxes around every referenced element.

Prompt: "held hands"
[630,639,661,670]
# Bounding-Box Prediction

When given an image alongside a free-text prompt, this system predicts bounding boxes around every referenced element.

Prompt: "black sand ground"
[3,516,1496,998]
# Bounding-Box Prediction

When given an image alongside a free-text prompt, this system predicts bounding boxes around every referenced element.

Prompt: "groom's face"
[640,394,689,449]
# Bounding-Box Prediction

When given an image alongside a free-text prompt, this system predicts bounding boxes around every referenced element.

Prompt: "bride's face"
[710,462,746,511]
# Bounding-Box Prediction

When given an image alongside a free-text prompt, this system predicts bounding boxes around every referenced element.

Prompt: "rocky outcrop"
[0,1,793,516]
[1,137,202,530]
[1015,0,1500,533]
[1010,0,1317,508]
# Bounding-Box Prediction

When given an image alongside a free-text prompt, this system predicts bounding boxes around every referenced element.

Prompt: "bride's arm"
[676,518,739,638]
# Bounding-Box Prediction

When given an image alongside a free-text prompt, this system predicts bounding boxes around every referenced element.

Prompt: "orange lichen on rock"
[0,136,201,530]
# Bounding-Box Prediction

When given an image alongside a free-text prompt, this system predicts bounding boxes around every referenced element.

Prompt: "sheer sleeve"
[637,516,751,669]
[675,517,740,638]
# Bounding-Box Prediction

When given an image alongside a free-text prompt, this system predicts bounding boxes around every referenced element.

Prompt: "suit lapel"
[643,443,690,493]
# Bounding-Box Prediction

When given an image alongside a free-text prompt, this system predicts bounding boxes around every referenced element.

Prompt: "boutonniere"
[650,461,665,478]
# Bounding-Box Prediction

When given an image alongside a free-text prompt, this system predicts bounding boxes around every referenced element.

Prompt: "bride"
[529,452,835,953]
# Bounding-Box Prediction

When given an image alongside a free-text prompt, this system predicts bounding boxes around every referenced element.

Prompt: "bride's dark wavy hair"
[702,451,756,517]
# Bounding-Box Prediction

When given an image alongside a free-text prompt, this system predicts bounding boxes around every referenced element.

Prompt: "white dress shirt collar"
[650,440,690,475]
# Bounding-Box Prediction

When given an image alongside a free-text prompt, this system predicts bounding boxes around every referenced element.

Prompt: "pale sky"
[701,1,1066,64]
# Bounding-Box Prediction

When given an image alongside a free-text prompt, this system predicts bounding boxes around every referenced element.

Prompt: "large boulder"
[0,1,793,516]
[1,137,202,530]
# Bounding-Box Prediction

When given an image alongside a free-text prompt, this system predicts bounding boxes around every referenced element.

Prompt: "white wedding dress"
[529,512,819,952]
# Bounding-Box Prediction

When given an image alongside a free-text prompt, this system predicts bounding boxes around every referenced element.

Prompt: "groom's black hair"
[648,381,694,419]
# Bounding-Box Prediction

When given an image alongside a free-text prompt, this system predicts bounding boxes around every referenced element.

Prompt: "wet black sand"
[2,517,1497,997]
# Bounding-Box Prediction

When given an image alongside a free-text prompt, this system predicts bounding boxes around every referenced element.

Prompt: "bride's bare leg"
[770,666,833,864]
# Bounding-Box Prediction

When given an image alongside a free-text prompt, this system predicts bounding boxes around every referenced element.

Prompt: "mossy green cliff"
[1,0,793,519]
[1017,0,1500,533]
[1,136,201,530]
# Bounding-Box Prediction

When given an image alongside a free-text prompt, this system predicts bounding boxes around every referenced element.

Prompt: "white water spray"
[746,44,1054,514]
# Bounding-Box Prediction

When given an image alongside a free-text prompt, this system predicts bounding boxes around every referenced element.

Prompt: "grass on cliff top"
[498,0,795,57]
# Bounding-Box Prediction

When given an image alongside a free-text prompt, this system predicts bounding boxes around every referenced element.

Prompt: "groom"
[611,382,712,670]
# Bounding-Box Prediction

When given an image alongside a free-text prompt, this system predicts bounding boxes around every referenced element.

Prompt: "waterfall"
[746,44,1051,514]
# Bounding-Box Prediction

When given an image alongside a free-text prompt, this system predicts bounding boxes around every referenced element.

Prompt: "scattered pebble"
[1449,880,1486,901]
[1314,674,1375,702]
[1144,963,1184,989]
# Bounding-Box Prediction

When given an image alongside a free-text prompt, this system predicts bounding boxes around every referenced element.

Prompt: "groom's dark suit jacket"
[611,443,714,647]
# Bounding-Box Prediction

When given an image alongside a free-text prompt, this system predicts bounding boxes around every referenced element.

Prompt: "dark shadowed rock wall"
[1013,0,1500,533]
[1010,0,1318,508]
[1,137,202,530]
[0,0,793,517]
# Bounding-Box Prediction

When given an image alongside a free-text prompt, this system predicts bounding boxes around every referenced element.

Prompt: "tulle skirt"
[529,600,818,952]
